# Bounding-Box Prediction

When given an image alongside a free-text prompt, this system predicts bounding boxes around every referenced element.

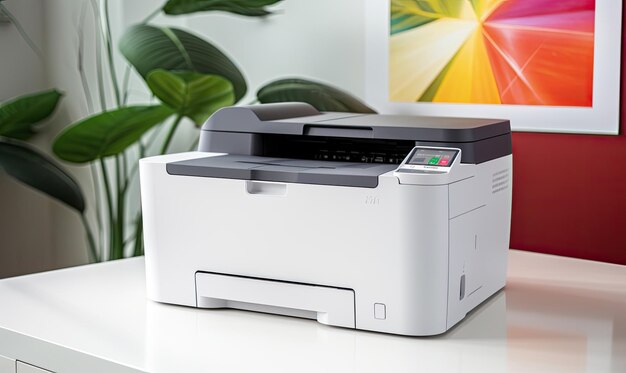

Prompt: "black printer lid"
[201,103,511,143]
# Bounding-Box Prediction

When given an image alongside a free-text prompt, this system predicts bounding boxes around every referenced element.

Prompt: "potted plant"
[4,0,376,262]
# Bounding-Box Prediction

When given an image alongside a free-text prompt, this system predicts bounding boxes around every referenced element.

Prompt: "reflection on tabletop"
[0,251,624,373]
[144,252,626,373]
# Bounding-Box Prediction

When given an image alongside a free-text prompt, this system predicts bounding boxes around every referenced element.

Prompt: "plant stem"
[80,213,99,262]
[141,7,161,24]
[99,158,115,261]
[121,152,130,195]
[114,155,125,259]
[77,1,94,114]
[89,163,104,254]
[101,0,121,107]
[123,127,159,186]
[91,0,107,111]
[99,0,125,259]
[121,65,132,105]
[120,151,128,190]
[130,147,145,257]
[188,135,200,151]
[0,4,44,61]
[132,213,143,257]
[144,122,166,151]
[123,158,139,193]
[160,114,184,154]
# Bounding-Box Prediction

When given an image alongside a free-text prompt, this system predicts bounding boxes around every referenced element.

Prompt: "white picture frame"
[365,1,623,135]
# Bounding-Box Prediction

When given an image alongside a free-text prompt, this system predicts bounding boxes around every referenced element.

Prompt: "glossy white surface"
[0,354,15,373]
[0,250,625,373]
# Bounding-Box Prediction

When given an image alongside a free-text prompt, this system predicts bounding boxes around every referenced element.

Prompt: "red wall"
[510,8,626,265]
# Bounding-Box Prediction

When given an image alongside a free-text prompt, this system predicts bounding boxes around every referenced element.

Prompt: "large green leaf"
[257,78,377,113]
[163,0,282,16]
[119,25,247,102]
[0,138,85,212]
[53,105,173,163]
[0,89,63,140]
[147,69,235,126]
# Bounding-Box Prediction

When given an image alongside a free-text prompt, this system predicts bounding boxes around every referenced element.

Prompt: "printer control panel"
[397,146,460,174]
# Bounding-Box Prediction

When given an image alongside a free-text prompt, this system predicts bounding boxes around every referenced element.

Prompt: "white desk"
[0,250,625,373]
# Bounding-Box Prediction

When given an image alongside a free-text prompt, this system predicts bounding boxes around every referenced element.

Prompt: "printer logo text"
[365,196,380,205]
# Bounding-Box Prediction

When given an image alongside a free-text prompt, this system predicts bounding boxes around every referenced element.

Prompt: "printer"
[139,103,512,336]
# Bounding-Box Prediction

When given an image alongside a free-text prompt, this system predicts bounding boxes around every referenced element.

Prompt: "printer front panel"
[357,181,451,336]
[140,152,220,307]
[141,152,456,335]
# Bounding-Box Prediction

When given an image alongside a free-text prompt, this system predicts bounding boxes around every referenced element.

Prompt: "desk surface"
[0,250,625,373]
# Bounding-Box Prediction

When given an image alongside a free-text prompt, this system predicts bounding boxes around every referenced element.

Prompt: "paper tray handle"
[195,272,355,328]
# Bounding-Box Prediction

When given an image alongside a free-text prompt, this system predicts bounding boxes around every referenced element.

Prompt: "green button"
[428,157,440,165]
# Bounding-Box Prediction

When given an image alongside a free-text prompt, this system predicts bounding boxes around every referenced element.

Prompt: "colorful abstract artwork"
[389,0,596,107]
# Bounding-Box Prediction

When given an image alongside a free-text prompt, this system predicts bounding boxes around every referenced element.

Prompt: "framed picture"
[365,0,622,134]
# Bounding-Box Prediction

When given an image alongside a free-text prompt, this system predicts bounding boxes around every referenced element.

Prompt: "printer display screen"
[407,148,458,167]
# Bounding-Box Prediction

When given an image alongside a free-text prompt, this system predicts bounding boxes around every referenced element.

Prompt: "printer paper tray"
[195,272,356,328]
[167,155,397,188]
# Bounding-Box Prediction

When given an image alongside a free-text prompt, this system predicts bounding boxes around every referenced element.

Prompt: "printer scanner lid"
[201,102,510,143]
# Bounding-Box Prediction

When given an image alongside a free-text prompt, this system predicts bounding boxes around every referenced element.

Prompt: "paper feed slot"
[303,125,373,138]
[195,272,356,328]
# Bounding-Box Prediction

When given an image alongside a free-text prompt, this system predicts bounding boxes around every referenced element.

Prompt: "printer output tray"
[166,155,397,188]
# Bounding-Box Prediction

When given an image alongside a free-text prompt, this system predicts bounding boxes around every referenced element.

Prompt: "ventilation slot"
[492,169,510,194]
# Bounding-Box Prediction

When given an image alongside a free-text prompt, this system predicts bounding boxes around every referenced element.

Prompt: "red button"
[438,159,449,166]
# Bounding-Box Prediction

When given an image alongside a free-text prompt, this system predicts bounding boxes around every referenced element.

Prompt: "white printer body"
[140,103,512,336]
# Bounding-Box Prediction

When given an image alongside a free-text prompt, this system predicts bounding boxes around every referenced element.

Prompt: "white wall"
[119,0,366,101]
[0,0,59,277]
[0,0,46,101]
[1,0,368,276]
[183,0,366,102]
